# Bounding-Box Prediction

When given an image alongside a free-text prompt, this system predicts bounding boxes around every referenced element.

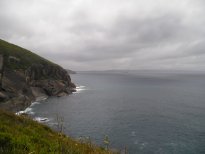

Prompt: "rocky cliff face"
[26,64,71,81]
[0,54,76,112]
[25,64,76,96]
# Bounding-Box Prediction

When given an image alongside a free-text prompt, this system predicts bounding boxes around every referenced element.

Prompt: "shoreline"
[15,85,83,121]
[15,96,48,116]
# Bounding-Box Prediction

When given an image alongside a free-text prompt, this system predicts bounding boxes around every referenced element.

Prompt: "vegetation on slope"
[0,110,116,154]
[0,39,56,70]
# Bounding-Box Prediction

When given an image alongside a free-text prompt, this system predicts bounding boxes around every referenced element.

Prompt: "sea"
[22,70,205,154]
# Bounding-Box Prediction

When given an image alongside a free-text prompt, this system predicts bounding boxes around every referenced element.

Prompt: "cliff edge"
[0,39,76,112]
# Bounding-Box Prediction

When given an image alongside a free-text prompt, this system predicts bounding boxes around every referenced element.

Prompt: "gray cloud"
[0,0,205,71]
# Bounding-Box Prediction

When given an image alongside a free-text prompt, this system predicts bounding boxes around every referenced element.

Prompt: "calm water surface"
[30,71,205,154]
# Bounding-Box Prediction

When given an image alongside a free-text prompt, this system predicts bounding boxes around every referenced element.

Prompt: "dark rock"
[25,63,75,96]
[0,40,76,112]
[0,63,76,112]
[0,91,8,101]
[30,87,48,100]
[30,80,70,96]
[57,92,68,97]
[25,64,71,82]
[0,95,32,112]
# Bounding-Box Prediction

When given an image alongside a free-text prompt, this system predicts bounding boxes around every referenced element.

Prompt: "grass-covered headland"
[0,110,116,154]
[0,39,57,70]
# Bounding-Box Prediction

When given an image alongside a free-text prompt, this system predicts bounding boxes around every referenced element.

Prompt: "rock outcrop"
[0,54,4,88]
[25,64,76,96]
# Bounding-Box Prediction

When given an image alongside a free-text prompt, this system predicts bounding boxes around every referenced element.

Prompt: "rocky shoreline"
[0,56,76,112]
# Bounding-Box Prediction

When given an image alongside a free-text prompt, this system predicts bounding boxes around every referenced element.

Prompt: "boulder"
[0,95,32,112]
[30,87,48,100]
[0,91,8,101]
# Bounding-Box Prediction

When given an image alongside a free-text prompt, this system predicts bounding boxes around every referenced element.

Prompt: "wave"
[30,101,40,107]
[15,95,48,116]
[16,106,34,115]
[74,85,87,93]
[35,96,48,102]
[133,140,148,150]
[15,101,41,115]
[34,117,50,123]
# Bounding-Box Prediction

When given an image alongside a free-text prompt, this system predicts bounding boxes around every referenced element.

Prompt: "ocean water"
[28,71,205,154]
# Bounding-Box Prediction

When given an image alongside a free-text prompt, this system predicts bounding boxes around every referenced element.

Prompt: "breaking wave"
[34,117,50,123]
[74,85,87,93]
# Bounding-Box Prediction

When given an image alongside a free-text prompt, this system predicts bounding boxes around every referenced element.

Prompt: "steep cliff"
[0,39,76,112]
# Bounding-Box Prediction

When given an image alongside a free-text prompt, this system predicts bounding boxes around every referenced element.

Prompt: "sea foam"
[16,106,34,115]
[74,85,86,93]
[34,117,50,123]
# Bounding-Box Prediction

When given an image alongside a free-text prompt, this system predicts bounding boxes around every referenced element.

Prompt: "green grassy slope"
[0,110,116,154]
[0,39,57,70]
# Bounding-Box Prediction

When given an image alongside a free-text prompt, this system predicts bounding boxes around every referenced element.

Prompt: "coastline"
[15,95,48,116]
[15,85,83,121]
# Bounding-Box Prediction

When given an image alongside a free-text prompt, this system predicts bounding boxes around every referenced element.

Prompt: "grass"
[0,39,57,70]
[0,110,117,154]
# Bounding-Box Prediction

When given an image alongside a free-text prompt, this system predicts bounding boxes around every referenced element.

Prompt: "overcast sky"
[0,0,205,71]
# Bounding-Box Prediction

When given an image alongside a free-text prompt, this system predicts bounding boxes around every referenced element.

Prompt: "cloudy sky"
[0,0,205,71]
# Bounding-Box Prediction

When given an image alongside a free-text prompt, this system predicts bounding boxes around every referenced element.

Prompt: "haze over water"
[31,71,205,154]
